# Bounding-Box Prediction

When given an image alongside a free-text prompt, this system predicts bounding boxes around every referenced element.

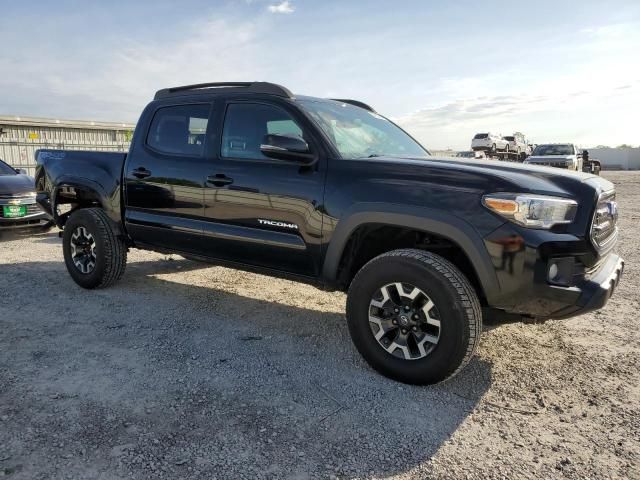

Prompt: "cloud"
[0,18,264,121]
[267,1,294,14]
[394,82,639,150]
[0,7,637,149]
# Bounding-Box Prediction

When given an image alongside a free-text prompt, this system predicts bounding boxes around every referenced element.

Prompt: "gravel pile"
[0,171,638,479]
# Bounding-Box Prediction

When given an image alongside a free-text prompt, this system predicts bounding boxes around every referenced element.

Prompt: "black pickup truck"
[35,82,624,384]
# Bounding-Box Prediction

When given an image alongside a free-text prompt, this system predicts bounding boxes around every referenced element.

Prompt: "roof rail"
[154,82,294,100]
[331,98,375,112]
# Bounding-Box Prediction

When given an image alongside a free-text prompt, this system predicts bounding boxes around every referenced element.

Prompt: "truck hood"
[359,155,613,197]
[0,174,36,196]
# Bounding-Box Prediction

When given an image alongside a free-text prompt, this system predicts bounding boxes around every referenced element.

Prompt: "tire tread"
[64,208,127,289]
[347,248,482,383]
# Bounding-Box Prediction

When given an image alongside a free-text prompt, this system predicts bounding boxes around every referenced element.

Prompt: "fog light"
[547,257,575,287]
[548,263,559,281]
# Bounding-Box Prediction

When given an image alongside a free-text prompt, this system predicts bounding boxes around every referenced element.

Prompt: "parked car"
[35,81,623,385]
[0,158,49,230]
[524,143,583,171]
[471,133,509,154]
[502,132,530,160]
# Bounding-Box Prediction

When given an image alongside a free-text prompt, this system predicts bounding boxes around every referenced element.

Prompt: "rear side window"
[147,104,210,156]
[221,103,304,160]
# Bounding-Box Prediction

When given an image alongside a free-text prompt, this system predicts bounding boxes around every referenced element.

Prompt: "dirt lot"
[0,171,638,479]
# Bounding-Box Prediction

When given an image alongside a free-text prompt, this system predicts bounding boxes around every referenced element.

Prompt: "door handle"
[207,174,234,187]
[132,167,151,179]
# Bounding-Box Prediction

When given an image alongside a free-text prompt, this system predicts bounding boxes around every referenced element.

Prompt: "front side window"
[221,103,304,160]
[147,104,210,156]
[299,100,428,159]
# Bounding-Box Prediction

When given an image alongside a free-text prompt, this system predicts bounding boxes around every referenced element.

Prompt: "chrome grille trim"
[591,191,618,250]
[528,161,568,168]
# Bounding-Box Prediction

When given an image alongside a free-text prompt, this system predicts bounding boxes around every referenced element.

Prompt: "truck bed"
[35,149,127,225]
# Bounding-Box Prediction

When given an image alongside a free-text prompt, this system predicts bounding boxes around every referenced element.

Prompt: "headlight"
[483,193,578,229]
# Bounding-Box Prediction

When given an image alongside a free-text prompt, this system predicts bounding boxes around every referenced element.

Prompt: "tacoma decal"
[258,219,299,230]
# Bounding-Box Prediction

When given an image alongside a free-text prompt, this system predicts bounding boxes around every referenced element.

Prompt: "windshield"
[533,144,574,156]
[298,100,429,159]
[0,159,17,176]
[473,133,488,139]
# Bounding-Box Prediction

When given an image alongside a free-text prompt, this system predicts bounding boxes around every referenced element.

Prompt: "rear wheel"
[62,208,127,289]
[346,249,482,384]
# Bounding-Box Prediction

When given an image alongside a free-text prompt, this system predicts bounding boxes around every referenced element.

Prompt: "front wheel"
[346,249,482,384]
[62,208,127,289]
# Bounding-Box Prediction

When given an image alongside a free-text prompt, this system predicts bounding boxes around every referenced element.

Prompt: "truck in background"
[524,143,583,171]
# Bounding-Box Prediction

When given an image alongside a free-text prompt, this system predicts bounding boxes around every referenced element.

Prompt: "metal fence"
[0,116,134,176]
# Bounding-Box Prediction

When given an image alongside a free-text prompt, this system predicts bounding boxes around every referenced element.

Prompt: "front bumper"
[540,253,624,319]
[0,203,50,230]
[484,221,624,320]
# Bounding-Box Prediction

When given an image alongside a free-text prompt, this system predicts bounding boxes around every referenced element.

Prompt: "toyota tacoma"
[35,82,624,384]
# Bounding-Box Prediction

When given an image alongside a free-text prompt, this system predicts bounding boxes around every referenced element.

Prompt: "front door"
[201,100,326,277]
[124,102,213,254]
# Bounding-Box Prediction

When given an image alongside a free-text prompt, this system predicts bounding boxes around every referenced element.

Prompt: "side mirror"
[260,134,315,163]
[15,168,27,174]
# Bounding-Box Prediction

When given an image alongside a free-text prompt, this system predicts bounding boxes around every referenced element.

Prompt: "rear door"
[124,102,213,254]
[200,99,326,277]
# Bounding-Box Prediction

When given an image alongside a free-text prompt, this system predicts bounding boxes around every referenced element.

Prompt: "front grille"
[534,162,568,168]
[0,193,37,201]
[591,191,618,249]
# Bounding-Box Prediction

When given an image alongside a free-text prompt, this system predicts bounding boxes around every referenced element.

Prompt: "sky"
[1,0,638,150]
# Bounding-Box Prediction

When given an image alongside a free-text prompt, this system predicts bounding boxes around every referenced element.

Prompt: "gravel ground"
[0,171,638,480]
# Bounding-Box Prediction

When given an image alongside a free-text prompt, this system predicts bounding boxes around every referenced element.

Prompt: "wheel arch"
[51,179,123,235]
[321,203,500,303]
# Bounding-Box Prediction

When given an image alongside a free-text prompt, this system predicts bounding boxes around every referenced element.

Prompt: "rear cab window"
[147,104,211,156]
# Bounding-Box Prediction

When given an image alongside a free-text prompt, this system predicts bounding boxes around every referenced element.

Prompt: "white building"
[0,115,134,175]
[587,147,640,170]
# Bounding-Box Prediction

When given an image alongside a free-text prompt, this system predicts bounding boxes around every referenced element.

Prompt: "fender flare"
[50,178,123,234]
[321,202,500,302]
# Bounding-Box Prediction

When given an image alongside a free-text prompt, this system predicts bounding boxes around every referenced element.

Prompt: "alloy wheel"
[70,226,97,274]
[368,282,441,360]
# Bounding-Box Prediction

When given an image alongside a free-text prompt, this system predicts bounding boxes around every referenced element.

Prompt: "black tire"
[346,249,482,385]
[62,208,127,289]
